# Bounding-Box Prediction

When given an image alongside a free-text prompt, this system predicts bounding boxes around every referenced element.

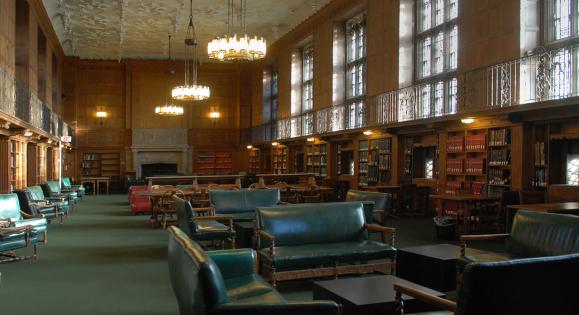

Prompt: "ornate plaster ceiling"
[42,0,332,61]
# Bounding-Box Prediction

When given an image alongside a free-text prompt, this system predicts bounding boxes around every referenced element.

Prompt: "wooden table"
[138,189,201,228]
[430,194,500,234]
[506,202,579,229]
[81,177,110,195]
[145,175,243,186]
[313,275,445,315]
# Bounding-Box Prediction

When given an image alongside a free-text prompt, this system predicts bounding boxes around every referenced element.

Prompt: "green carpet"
[0,195,505,314]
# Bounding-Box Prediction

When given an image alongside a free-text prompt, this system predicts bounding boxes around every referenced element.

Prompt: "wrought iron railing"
[250,42,579,143]
[0,64,69,139]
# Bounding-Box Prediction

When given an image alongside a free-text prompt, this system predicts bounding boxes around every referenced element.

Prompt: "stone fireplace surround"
[131,128,192,179]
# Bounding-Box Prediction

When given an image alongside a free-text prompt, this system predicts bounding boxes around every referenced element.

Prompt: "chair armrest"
[207,248,257,279]
[257,229,276,254]
[20,211,44,219]
[393,283,456,313]
[0,220,12,228]
[213,301,342,315]
[278,201,292,205]
[459,233,510,257]
[365,224,396,246]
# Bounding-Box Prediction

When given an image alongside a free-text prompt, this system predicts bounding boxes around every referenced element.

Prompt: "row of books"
[489,128,511,146]
[488,149,511,166]
[369,151,392,169]
[488,168,510,185]
[366,167,391,183]
[83,154,99,160]
[370,139,392,153]
[359,151,369,163]
[465,134,486,151]
[445,181,464,194]
[464,158,485,174]
[532,168,548,188]
[82,161,99,168]
[534,141,547,166]
[446,159,464,174]
[446,136,464,152]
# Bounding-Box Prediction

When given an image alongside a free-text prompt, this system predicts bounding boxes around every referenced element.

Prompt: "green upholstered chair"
[167,226,341,315]
[61,177,86,198]
[0,193,48,244]
[346,189,393,224]
[27,186,70,217]
[210,189,281,222]
[14,189,60,222]
[256,202,396,286]
[0,222,40,264]
[42,180,78,206]
[173,195,234,249]
[394,253,579,315]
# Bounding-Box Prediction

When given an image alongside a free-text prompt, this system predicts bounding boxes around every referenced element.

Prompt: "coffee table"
[313,275,444,315]
[233,222,254,248]
[396,243,486,291]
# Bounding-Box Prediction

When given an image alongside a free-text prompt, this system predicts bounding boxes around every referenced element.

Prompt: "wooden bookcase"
[367,138,392,185]
[531,124,549,190]
[248,148,260,175]
[81,152,121,177]
[445,129,488,194]
[305,142,328,177]
[195,150,233,175]
[272,145,288,174]
[358,140,369,186]
[10,139,26,191]
[487,127,512,193]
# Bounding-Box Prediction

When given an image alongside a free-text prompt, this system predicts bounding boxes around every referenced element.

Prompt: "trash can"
[433,216,456,241]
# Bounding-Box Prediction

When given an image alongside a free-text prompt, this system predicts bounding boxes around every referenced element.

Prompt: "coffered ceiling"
[42,0,332,61]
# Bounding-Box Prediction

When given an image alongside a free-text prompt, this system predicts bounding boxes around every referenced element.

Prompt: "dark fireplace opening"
[141,163,178,178]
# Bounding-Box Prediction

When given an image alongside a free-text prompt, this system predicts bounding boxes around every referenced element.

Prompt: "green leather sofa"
[174,195,235,248]
[62,177,86,198]
[458,210,579,270]
[345,189,392,223]
[27,186,70,217]
[42,180,78,206]
[256,202,396,286]
[0,193,48,244]
[167,226,341,315]
[394,253,579,315]
[14,189,60,222]
[210,189,281,222]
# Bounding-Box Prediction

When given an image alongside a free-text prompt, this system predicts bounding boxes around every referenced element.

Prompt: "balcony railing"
[251,42,579,143]
[0,64,69,139]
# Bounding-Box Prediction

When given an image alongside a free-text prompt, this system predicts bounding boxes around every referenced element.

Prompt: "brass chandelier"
[156,35,184,116]
[172,0,210,101]
[207,0,266,61]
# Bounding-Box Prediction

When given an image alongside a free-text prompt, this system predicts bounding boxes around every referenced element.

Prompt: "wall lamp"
[363,130,373,136]
[461,117,475,124]
[96,110,108,126]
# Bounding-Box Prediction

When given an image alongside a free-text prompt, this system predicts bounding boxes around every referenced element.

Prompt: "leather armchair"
[173,195,234,249]
[0,223,40,264]
[167,226,341,315]
[61,177,86,198]
[345,189,392,224]
[14,189,61,223]
[256,202,396,286]
[0,193,48,244]
[42,180,78,206]
[210,189,281,222]
[27,186,70,218]
[393,253,579,315]
[129,185,151,215]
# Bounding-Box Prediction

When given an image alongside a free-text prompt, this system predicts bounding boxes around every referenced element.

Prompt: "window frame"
[345,13,367,129]
[544,0,579,46]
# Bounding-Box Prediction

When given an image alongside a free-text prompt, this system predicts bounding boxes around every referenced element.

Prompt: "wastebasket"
[433,216,456,241]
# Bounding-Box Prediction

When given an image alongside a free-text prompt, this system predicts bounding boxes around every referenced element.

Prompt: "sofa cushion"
[211,189,280,214]
[13,218,48,233]
[259,240,395,269]
[0,193,22,221]
[224,275,284,302]
[507,210,579,257]
[456,252,519,270]
[257,202,368,246]
[194,221,231,241]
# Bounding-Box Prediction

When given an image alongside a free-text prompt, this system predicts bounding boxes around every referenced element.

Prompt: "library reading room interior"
[1,0,579,314]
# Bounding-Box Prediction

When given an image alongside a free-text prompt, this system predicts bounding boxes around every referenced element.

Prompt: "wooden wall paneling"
[0,0,15,72]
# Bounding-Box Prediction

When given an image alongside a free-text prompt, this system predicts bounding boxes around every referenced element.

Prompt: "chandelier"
[208,0,266,61]
[156,34,184,116]
[172,0,210,101]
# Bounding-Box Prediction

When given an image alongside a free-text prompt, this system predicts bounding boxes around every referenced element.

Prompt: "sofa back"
[62,177,72,189]
[167,226,228,315]
[508,210,579,257]
[257,202,368,246]
[210,189,280,214]
[457,253,579,315]
[0,193,22,221]
[27,186,47,201]
[174,196,195,238]
[547,184,579,202]
[45,181,61,195]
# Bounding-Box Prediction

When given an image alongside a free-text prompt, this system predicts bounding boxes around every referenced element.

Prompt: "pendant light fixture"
[208,0,266,61]
[172,0,210,101]
[156,34,184,116]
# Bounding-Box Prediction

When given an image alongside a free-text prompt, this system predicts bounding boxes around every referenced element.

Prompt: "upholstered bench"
[256,201,396,286]
[167,226,341,315]
[0,193,48,244]
[458,210,579,271]
[210,189,281,222]
[346,189,392,223]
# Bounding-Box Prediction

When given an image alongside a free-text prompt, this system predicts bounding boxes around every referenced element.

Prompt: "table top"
[507,202,579,213]
[256,173,317,177]
[137,189,200,197]
[398,243,487,260]
[430,194,500,201]
[81,176,110,180]
[146,175,244,180]
[313,275,444,306]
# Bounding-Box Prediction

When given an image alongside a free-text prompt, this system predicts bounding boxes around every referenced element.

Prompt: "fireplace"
[141,163,178,178]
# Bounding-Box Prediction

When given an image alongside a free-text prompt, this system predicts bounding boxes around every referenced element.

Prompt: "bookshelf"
[10,139,26,191]
[82,152,121,178]
[532,124,549,190]
[248,148,260,175]
[487,127,512,193]
[272,145,288,174]
[358,140,369,186]
[367,138,392,185]
[306,142,328,177]
[37,145,46,184]
[445,129,487,194]
[195,150,233,175]
[403,137,413,182]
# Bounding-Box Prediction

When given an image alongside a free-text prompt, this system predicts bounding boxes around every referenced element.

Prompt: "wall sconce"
[23,130,33,137]
[209,110,220,127]
[306,137,315,142]
[271,142,279,146]
[363,130,373,136]
[96,110,108,126]
[461,117,475,124]
[246,145,253,149]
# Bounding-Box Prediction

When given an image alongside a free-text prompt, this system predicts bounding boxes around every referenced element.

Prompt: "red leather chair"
[129,186,151,215]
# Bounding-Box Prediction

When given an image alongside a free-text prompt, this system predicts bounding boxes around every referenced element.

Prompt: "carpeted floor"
[0,195,505,314]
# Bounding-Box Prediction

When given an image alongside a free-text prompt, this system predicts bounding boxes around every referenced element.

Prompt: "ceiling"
[42,0,332,61]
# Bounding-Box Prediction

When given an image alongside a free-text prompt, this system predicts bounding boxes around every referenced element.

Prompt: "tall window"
[567,154,579,185]
[346,13,366,129]
[302,45,314,135]
[262,67,278,140]
[271,68,278,122]
[412,0,458,119]
[546,0,579,43]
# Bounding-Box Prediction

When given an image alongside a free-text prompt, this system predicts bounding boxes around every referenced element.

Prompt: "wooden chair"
[159,190,185,229]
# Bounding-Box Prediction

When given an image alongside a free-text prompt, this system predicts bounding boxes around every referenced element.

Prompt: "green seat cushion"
[224,275,284,302]
[260,241,396,269]
[13,218,48,233]
[225,290,286,305]
[193,221,231,241]
[456,252,519,269]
